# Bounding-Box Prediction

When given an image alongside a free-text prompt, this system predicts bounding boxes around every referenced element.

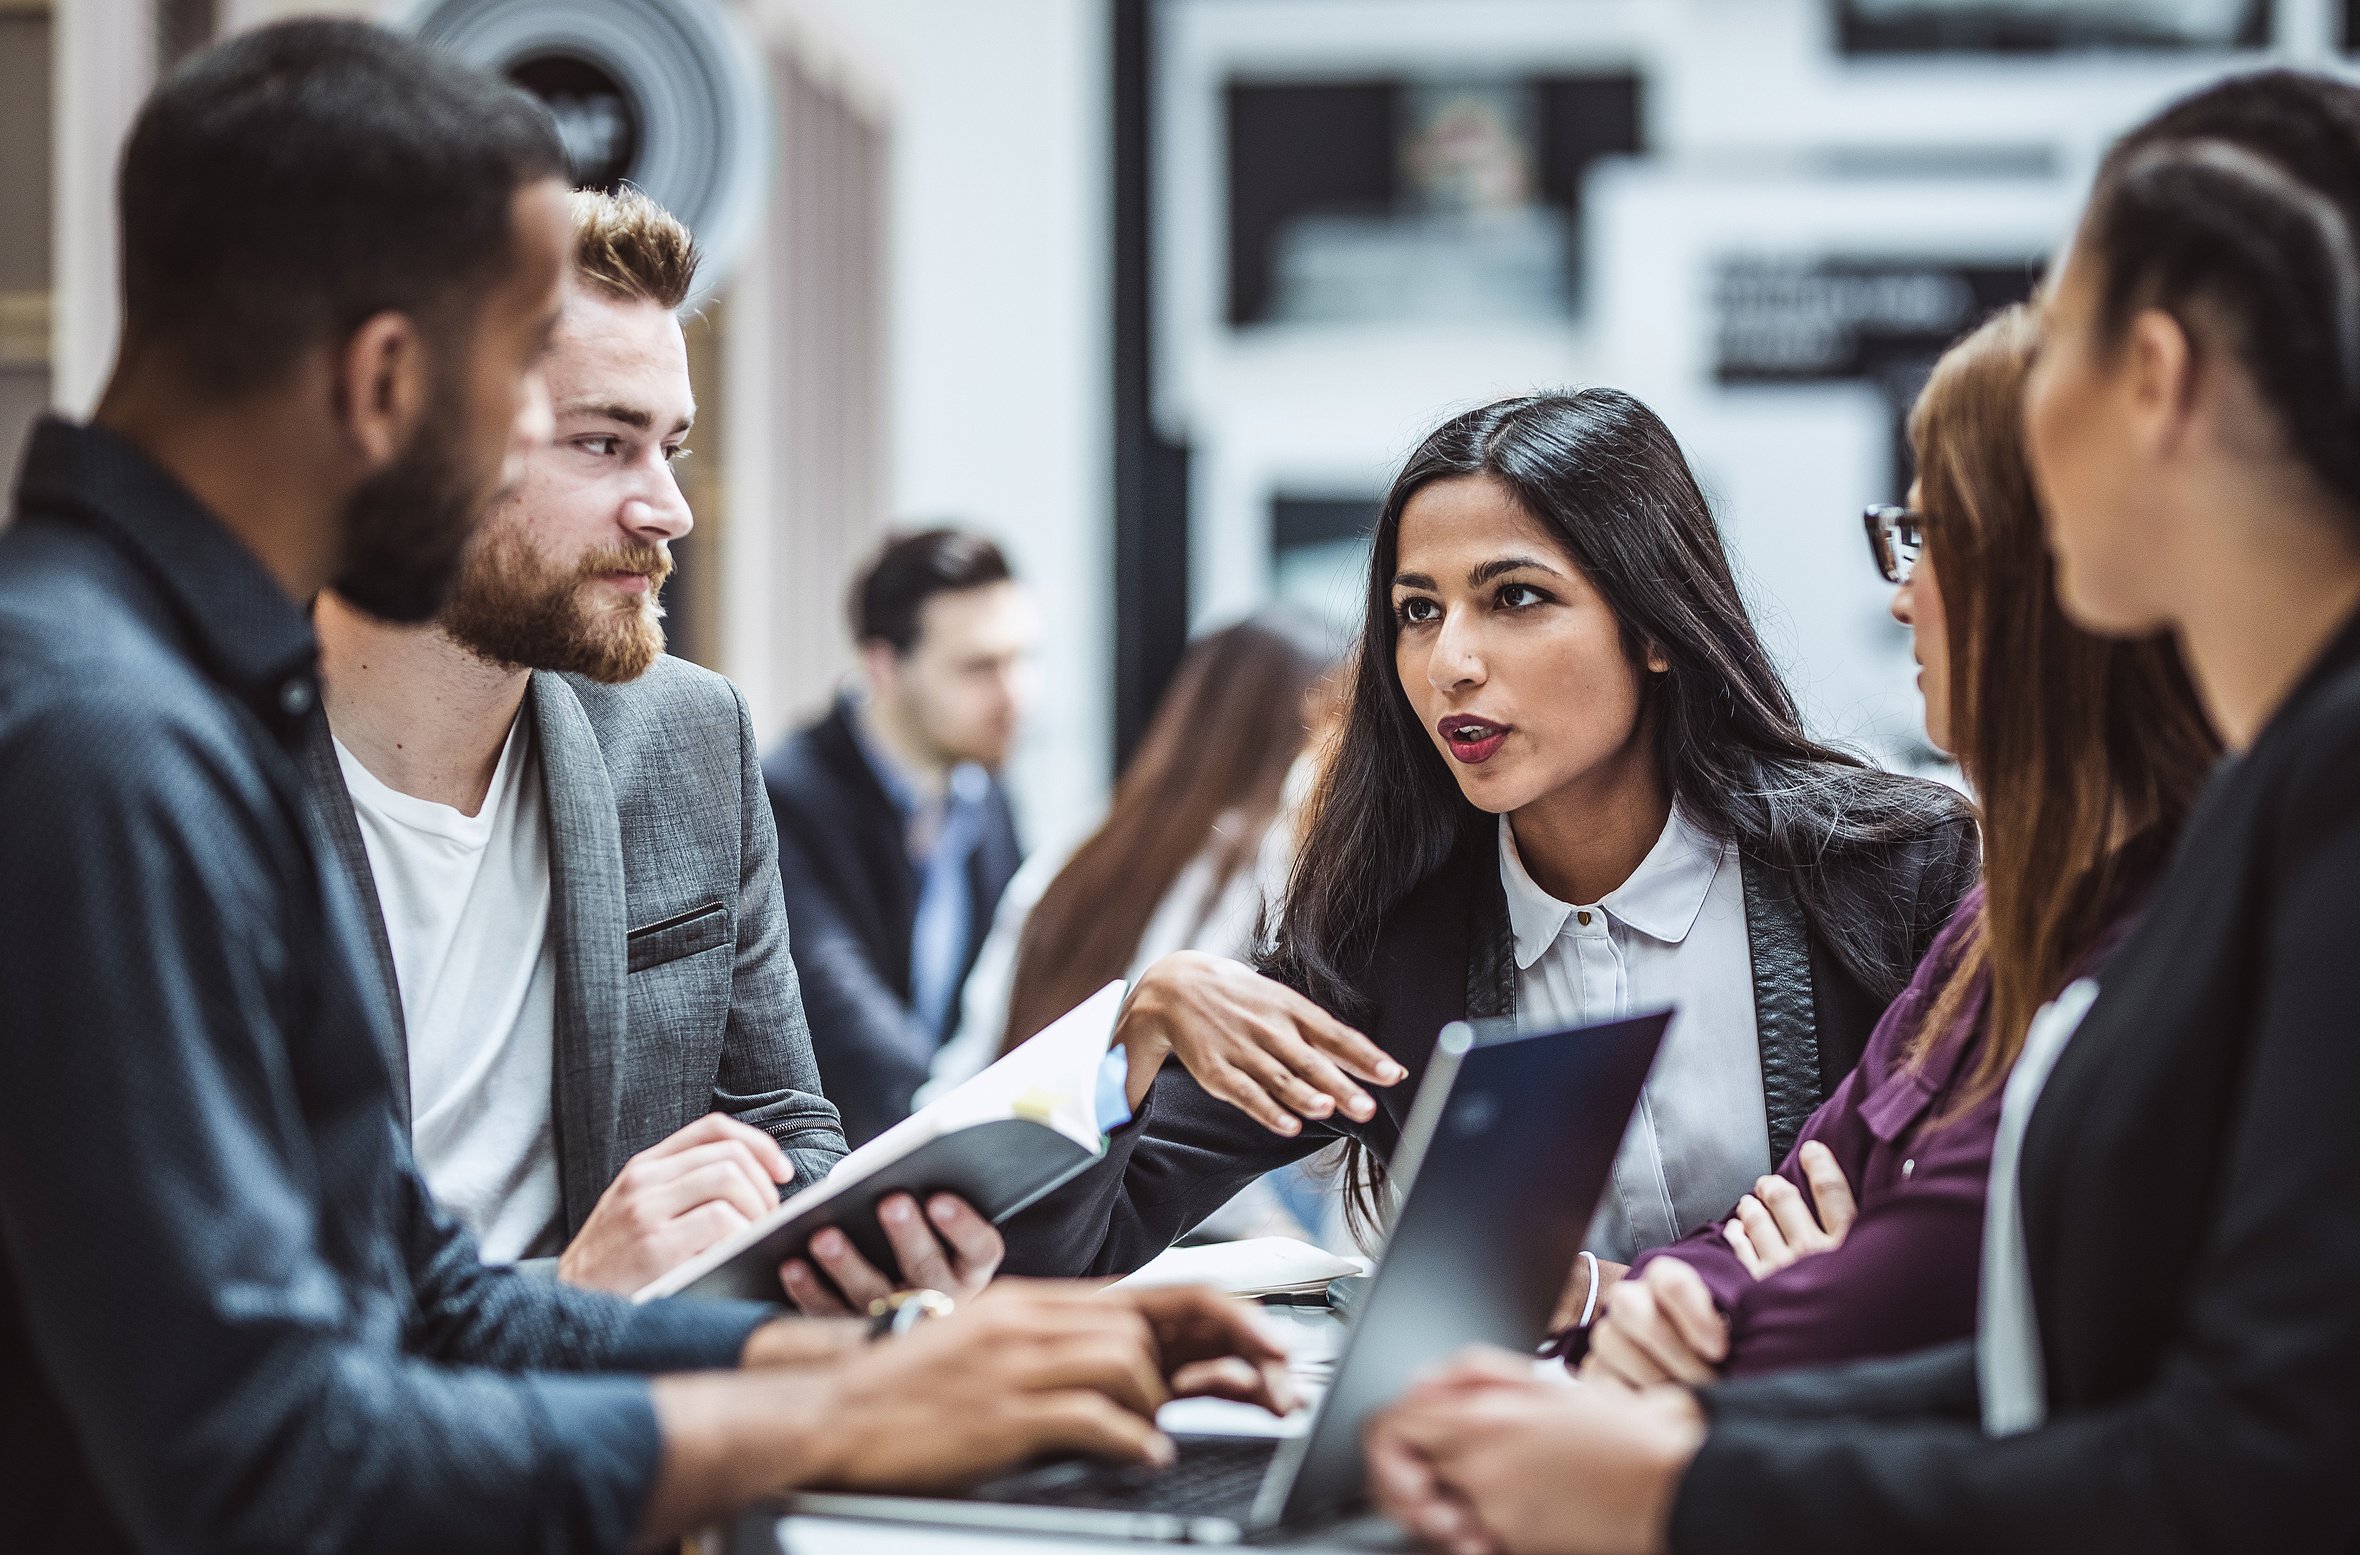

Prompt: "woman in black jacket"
[1002,389,1977,1280]
[1364,68,2360,1555]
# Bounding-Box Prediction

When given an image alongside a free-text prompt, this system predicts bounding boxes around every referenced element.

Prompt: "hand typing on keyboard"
[1121,1284,1300,1418]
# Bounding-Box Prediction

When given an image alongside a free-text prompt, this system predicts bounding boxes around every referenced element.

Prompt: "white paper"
[1111,1235,1368,1299]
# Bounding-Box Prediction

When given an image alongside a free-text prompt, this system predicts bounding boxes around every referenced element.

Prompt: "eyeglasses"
[1864,504,1926,586]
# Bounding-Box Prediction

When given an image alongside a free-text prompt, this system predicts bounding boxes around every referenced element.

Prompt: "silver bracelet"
[1576,1250,1601,1328]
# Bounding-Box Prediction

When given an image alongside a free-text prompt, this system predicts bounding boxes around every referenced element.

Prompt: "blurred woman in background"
[928,614,1340,1241]
[928,614,1335,1087]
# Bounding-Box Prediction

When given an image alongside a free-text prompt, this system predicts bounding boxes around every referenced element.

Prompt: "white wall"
[1155,0,2354,771]
[51,0,155,413]
[809,0,1114,854]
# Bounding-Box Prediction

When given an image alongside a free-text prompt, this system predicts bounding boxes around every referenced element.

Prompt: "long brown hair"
[1908,304,2218,1105]
[998,616,1333,1053]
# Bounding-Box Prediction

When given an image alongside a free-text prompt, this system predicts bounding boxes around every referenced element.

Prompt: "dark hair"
[1000,616,1334,1055]
[2081,68,2360,511]
[1266,388,1965,1237]
[117,19,565,396]
[852,529,1015,654]
[1907,305,2218,1112]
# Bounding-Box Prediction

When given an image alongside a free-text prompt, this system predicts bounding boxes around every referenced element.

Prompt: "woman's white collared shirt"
[1498,810,1770,1263]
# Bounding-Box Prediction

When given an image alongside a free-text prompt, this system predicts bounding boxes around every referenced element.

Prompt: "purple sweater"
[1626,884,2138,1379]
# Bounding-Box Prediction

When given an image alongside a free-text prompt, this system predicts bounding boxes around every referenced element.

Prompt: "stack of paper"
[1111,1236,1368,1300]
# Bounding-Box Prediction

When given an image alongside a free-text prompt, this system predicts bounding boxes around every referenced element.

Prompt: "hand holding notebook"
[635,983,1132,1304]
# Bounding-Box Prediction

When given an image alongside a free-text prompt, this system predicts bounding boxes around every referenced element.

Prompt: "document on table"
[1111,1235,1368,1300]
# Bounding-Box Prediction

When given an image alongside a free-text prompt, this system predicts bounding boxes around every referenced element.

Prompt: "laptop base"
[787,1434,1296,1544]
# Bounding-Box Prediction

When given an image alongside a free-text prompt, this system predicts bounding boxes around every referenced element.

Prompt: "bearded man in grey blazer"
[303,186,1003,1306]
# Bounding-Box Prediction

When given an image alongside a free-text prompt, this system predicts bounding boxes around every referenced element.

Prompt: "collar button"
[277,677,315,718]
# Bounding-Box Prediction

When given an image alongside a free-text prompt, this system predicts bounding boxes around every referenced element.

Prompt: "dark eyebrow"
[560,401,694,438]
[1392,571,1438,591]
[563,401,653,430]
[1469,555,1565,587]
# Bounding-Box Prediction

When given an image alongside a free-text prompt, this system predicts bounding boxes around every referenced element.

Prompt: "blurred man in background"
[765,531,1033,1144]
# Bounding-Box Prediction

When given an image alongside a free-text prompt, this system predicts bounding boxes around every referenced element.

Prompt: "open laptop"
[786,1007,1670,1545]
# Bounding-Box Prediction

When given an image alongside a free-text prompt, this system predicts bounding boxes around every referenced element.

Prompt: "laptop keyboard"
[969,1434,1282,1519]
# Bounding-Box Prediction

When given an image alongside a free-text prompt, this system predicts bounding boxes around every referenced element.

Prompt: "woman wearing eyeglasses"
[1002,385,1978,1287]
[1573,304,2215,1391]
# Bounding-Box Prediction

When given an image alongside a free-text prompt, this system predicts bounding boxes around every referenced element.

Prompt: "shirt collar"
[1497,806,1727,971]
[840,690,991,829]
[13,416,319,727]
[842,690,923,820]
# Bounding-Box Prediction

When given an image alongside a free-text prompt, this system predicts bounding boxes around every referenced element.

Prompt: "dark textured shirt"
[0,418,775,1555]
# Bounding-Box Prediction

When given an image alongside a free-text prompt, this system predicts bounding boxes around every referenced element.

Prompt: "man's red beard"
[439,522,674,683]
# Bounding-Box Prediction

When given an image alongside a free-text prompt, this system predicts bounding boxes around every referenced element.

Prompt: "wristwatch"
[866,1287,956,1343]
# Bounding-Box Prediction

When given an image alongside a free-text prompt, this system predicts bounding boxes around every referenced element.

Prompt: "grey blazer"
[301,655,849,1242]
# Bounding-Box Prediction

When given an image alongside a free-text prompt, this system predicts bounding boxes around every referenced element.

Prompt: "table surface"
[721,1306,1430,1554]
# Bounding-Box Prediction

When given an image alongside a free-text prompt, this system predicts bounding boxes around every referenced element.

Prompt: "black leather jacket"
[1001,770,1979,1279]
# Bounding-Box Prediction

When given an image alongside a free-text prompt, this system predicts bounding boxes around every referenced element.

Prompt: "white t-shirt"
[336,717,563,1264]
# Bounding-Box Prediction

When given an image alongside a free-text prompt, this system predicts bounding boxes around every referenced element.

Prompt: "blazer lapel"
[531,672,630,1236]
[1465,846,1518,1024]
[1740,849,1822,1163]
[295,715,414,1124]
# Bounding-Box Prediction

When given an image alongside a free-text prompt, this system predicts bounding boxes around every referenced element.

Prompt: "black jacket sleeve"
[1672,736,2360,1555]
[1703,1340,1979,1426]
[998,1058,1342,1277]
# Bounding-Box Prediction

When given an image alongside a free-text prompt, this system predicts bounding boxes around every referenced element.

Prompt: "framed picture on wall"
[1225,72,1643,328]
[1715,255,2044,494]
[1834,0,2272,55]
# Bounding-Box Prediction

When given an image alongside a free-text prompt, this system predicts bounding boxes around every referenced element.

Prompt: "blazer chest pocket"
[627,901,729,973]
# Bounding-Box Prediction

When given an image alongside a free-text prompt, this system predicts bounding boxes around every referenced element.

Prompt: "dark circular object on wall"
[402,0,771,305]
[506,51,645,192]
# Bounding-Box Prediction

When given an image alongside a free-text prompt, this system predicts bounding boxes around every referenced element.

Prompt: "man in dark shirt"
[764,530,1030,1145]
[0,23,1282,1553]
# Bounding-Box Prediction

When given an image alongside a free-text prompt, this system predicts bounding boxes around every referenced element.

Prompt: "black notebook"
[632,982,1128,1304]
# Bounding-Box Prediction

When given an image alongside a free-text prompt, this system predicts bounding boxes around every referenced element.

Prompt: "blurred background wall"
[6,0,2353,851]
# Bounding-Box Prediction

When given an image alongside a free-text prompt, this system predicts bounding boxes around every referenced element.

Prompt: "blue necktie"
[909,764,990,1041]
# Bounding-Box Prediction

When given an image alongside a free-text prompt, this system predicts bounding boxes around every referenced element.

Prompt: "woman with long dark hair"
[1574,304,2215,1388]
[1366,68,2360,1555]
[1003,387,1978,1279]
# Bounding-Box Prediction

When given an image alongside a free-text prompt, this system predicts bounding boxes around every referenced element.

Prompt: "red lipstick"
[1439,715,1511,765]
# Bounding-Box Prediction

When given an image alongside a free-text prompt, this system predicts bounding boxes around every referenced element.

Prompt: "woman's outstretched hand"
[1113,951,1406,1136]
